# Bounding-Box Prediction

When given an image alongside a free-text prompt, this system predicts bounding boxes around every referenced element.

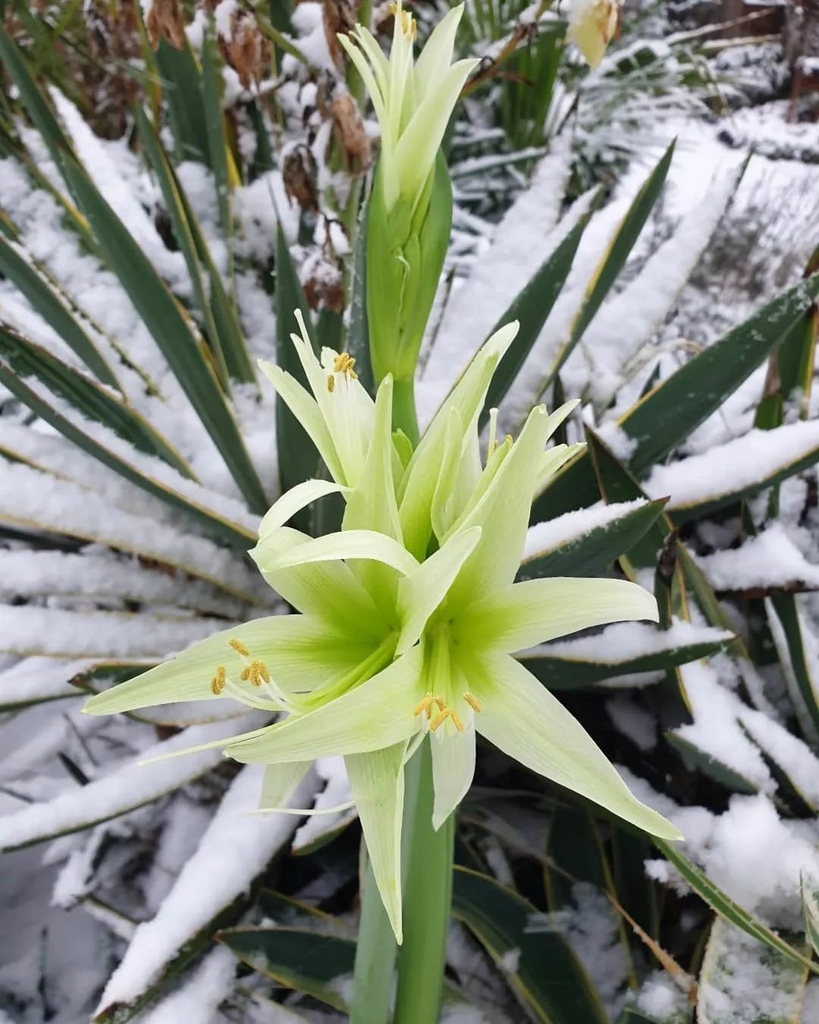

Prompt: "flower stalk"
[394,741,454,1024]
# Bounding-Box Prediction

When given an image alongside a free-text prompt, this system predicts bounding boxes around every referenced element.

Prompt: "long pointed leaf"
[0,233,118,386]
[539,141,676,394]
[481,210,592,426]
[275,224,320,503]
[57,154,268,512]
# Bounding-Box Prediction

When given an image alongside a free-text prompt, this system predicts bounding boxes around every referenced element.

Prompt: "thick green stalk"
[349,858,398,1024]
[392,376,420,446]
[393,740,454,1024]
[350,735,424,1023]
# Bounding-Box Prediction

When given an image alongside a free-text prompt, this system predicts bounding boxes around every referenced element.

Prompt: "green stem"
[350,733,424,1024]
[393,740,454,1024]
[392,376,420,446]
[349,859,398,1024]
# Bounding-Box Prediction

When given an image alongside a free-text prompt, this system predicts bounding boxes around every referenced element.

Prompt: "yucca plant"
[2,2,819,1023]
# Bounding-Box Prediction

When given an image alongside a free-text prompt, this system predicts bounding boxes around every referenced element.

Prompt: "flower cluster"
[85,315,680,941]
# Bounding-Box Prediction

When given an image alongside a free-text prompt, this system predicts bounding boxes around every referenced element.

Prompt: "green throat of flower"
[210,631,400,717]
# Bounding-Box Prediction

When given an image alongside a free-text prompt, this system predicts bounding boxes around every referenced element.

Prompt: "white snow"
[96,765,317,1012]
[0,549,248,618]
[607,696,657,751]
[0,656,97,708]
[134,946,236,1024]
[0,605,235,659]
[292,756,356,851]
[644,420,819,511]
[535,619,733,664]
[698,921,807,1024]
[426,134,574,371]
[694,523,819,592]
[672,660,774,793]
[637,973,690,1019]
[522,499,647,559]
[0,715,265,852]
[739,707,819,808]
[0,459,266,603]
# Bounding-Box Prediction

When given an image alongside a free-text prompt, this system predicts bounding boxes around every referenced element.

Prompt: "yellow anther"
[228,638,250,657]
[451,710,465,732]
[326,374,335,393]
[210,665,226,696]
[430,708,451,732]
[504,433,513,445]
[240,660,271,687]
[413,694,435,717]
[463,691,482,713]
[332,352,358,379]
[389,2,416,37]
[433,696,447,712]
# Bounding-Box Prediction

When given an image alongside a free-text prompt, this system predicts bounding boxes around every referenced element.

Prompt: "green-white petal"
[343,376,403,601]
[457,577,659,654]
[412,3,464,104]
[444,405,553,608]
[396,526,482,655]
[83,616,360,714]
[338,33,389,128]
[261,529,419,578]
[346,744,407,942]
[252,527,386,636]
[430,408,476,541]
[394,58,479,202]
[259,761,312,810]
[430,725,476,830]
[399,321,518,557]
[535,441,585,494]
[343,376,401,538]
[349,26,390,101]
[259,360,343,483]
[259,478,347,541]
[468,651,682,841]
[225,645,425,764]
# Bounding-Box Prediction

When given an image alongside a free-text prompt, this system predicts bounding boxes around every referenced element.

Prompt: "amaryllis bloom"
[567,0,620,68]
[85,316,680,941]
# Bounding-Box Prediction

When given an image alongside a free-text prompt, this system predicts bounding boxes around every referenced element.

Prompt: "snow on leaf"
[522,499,647,558]
[0,549,248,618]
[694,524,819,594]
[644,420,819,516]
[0,715,266,852]
[133,947,237,1024]
[426,133,575,375]
[698,919,809,1024]
[0,605,243,659]
[585,161,745,409]
[0,656,98,709]
[0,460,267,602]
[95,765,318,1015]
